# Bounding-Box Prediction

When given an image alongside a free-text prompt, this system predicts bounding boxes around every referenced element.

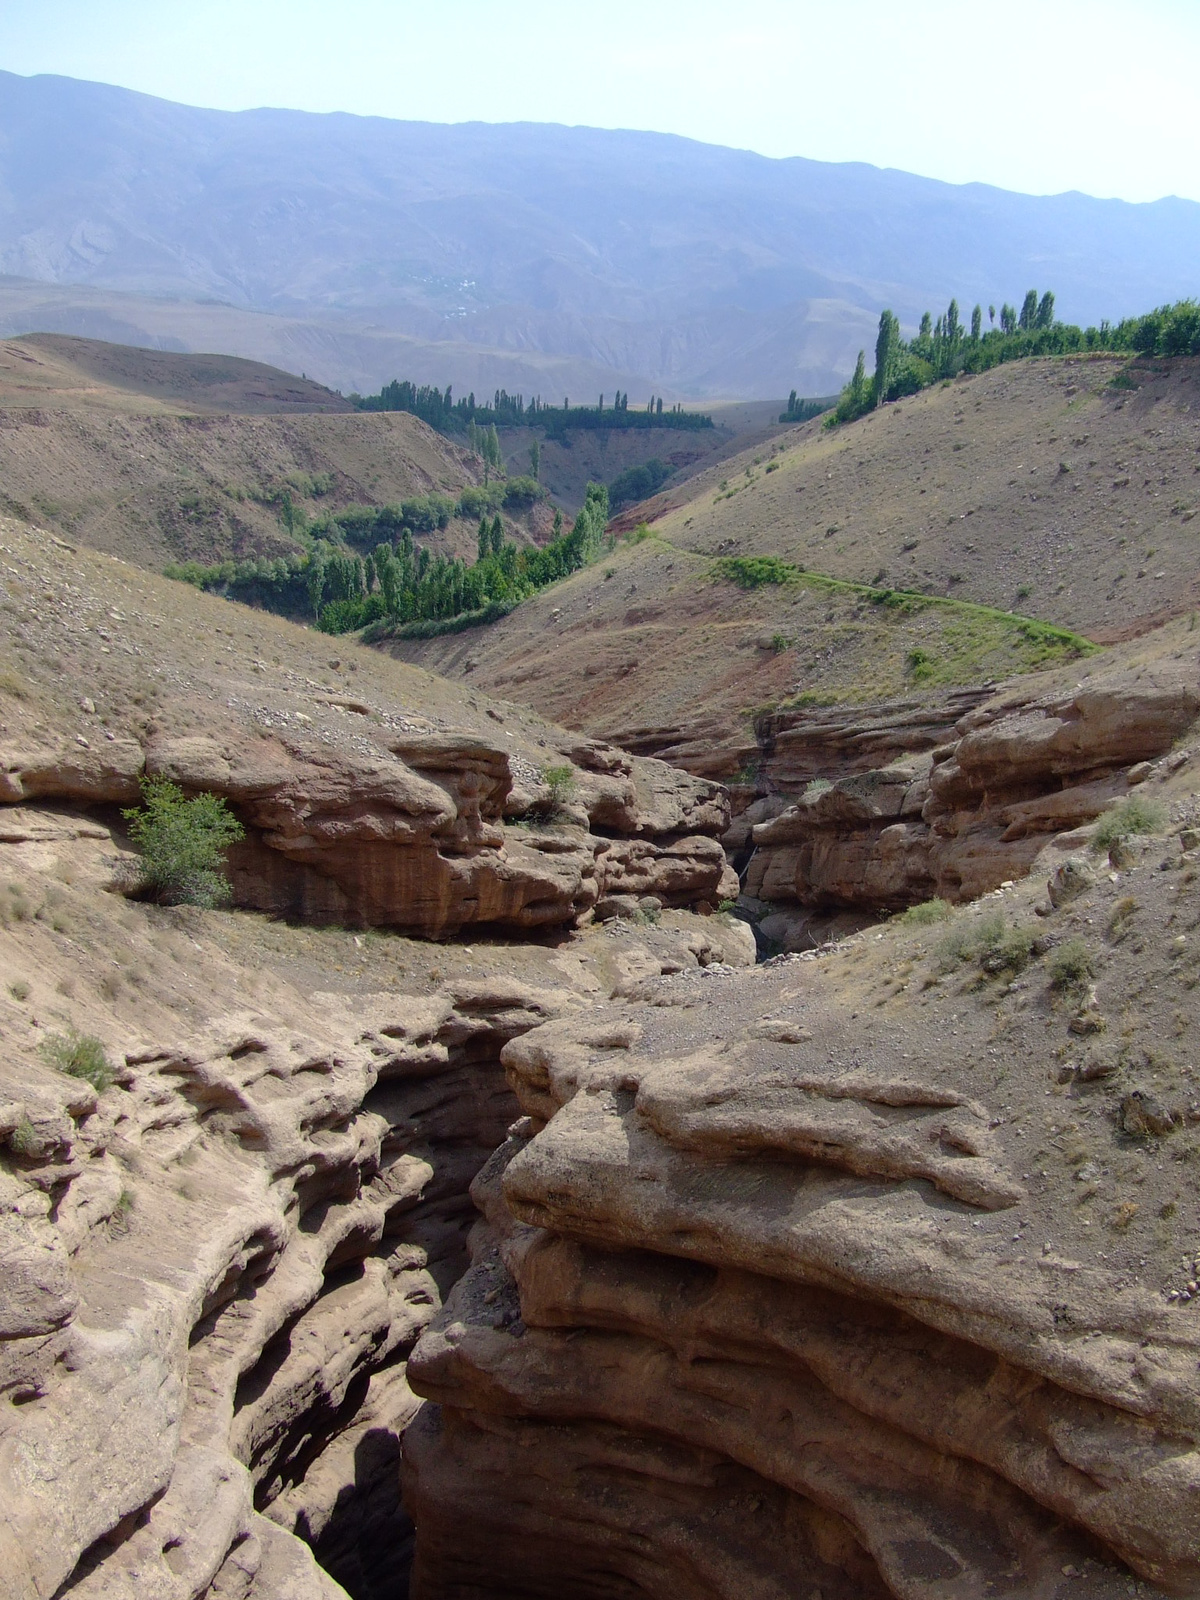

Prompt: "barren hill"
[398,353,1200,759]
[6,332,352,414]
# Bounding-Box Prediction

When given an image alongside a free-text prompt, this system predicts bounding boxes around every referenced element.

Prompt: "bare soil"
[399,355,1200,747]
[5,333,353,415]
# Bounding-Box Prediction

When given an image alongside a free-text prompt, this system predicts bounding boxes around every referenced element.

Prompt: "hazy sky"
[3,0,1198,204]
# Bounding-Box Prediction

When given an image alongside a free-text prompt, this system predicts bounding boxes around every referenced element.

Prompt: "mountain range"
[1,69,1198,398]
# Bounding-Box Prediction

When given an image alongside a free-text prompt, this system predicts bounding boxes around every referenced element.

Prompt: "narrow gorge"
[5,494,1200,1600]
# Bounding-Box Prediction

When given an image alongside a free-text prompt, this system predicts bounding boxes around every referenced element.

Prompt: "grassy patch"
[708,554,1094,702]
[39,1029,115,1092]
[1091,794,1167,853]
[1049,937,1093,991]
[896,898,952,927]
[935,909,1036,977]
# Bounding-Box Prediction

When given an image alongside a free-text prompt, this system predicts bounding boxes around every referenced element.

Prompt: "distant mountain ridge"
[1,70,1198,398]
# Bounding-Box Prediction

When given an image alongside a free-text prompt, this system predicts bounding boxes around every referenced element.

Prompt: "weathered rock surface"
[0,789,757,1600]
[741,667,1199,937]
[0,517,731,939]
[0,977,563,1600]
[405,955,1200,1598]
[0,729,729,938]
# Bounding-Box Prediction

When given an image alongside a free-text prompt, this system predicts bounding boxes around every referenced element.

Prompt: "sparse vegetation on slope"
[711,553,1095,689]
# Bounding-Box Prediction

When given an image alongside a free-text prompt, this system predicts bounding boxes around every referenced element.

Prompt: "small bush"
[803,777,833,802]
[1,883,32,924]
[771,633,790,653]
[110,1188,135,1233]
[978,923,1035,976]
[1091,794,1166,854]
[1049,937,1093,990]
[906,647,936,683]
[9,1117,39,1156]
[897,898,952,926]
[39,1030,115,1092]
[8,979,30,1001]
[541,764,577,806]
[936,909,1034,976]
[530,763,578,823]
[122,777,245,907]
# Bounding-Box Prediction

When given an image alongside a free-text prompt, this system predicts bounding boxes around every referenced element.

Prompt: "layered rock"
[742,666,1199,939]
[0,788,758,1600]
[0,729,732,938]
[405,970,1200,1599]
[0,974,572,1600]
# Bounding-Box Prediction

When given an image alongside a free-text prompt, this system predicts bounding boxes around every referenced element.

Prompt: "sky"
[2,0,1199,204]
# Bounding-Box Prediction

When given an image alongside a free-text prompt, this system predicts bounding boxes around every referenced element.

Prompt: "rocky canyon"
[5,355,1200,1600]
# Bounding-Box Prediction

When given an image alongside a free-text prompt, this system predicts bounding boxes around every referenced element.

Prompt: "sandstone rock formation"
[405,942,1200,1598]
[0,729,731,939]
[739,666,1199,943]
[0,784,754,1600]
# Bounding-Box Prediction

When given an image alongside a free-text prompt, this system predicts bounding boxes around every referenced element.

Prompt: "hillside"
[0,334,522,568]
[5,332,352,414]
[3,72,1200,398]
[398,353,1200,758]
[0,273,644,410]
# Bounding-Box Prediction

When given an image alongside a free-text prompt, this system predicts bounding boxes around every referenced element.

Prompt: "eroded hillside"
[408,759,1200,1596]
[399,354,1200,762]
[0,336,520,569]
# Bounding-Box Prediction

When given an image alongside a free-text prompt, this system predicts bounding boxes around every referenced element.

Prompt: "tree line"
[828,294,1200,427]
[166,485,612,639]
[350,380,714,438]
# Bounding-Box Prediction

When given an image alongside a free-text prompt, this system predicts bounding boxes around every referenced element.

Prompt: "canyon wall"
[404,957,1200,1599]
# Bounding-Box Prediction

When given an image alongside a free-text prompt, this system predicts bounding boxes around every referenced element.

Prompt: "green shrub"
[9,1117,39,1156]
[122,777,245,907]
[803,777,833,801]
[531,763,578,822]
[936,909,1034,976]
[1049,937,1093,991]
[8,979,30,1001]
[770,633,790,653]
[1091,794,1167,854]
[541,764,577,806]
[713,555,797,589]
[40,1030,115,1092]
[897,898,952,926]
[979,924,1035,975]
[906,647,936,683]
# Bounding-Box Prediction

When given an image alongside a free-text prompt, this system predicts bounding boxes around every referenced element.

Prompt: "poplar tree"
[1036,290,1055,329]
[971,304,983,340]
[849,351,867,410]
[529,438,540,480]
[873,310,899,406]
[1019,290,1039,331]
